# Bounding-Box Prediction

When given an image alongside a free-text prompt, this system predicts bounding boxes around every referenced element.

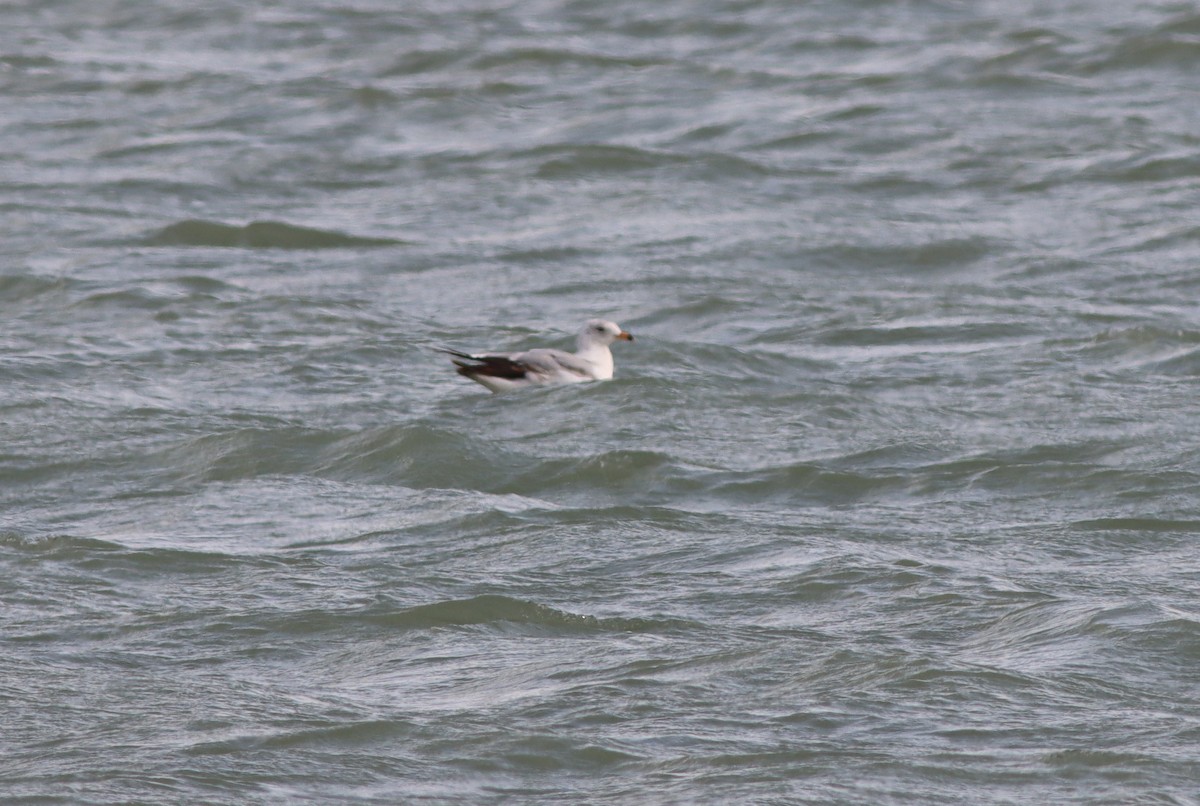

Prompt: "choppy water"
[4,1,1200,803]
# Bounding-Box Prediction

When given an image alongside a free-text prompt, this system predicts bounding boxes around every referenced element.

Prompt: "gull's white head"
[578,318,634,349]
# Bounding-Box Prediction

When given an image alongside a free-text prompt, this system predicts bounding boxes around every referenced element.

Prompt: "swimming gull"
[440,319,633,393]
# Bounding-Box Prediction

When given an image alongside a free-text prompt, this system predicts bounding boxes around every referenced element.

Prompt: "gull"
[440,319,634,393]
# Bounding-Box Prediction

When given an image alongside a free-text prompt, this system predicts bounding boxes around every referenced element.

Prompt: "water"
[4,1,1200,803]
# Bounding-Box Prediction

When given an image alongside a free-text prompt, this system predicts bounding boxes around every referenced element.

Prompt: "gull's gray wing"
[513,348,594,379]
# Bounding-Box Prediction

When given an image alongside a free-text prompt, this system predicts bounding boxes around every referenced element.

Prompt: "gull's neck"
[575,331,614,354]
[574,333,615,379]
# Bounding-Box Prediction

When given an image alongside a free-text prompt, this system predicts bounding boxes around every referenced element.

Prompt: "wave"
[0,530,278,581]
[470,46,663,71]
[369,594,686,634]
[699,462,905,506]
[194,594,692,638]
[185,719,412,756]
[1072,324,1200,374]
[149,424,680,499]
[0,273,72,307]
[144,219,408,249]
[146,418,1179,513]
[525,143,768,180]
[820,320,1036,350]
[1088,14,1200,71]
[807,235,1002,273]
[966,599,1200,676]
[1071,517,1200,534]
[1084,152,1200,184]
[506,448,680,491]
[0,531,123,555]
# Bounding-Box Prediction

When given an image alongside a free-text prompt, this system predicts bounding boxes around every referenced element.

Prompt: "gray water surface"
[4,1,1200,803]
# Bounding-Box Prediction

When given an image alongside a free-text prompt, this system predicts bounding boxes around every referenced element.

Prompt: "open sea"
[4,1,1200,803]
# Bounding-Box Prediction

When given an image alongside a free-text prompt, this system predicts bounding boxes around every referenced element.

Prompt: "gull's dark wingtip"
[436,347,475,360]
